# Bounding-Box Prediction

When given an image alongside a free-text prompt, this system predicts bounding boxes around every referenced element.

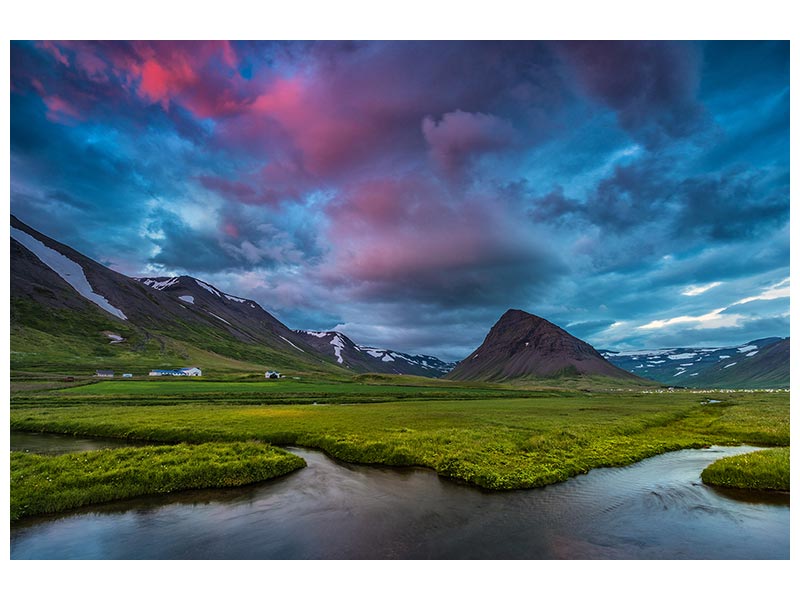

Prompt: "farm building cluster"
[94,367,202,378]
[93,368,283,378]
[149,367,203,377]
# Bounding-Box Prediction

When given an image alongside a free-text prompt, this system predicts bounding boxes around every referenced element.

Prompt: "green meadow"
[11,377,789,496]
[11,442,304,521]
[702,447,790,491]
[9,376,603,407]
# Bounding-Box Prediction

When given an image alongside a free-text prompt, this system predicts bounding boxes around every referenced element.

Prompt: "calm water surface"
[10,432,789,559]
[10,431,151,454]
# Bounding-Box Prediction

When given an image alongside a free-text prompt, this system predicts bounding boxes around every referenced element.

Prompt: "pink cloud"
[72,47,111,82]
[37,41,70,66]
[317,176,561,305]
[422,110,516,175]
[197,160,313,206]
[222,221,239,238]
[198,175,258,204]
[239,75,401,177]
[27,41,249,121]
[42,95,82,124]
[54,41,248,119]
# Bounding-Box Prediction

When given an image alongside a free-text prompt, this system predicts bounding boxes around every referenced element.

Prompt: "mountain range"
[601,338,789,388]
[10,215,453,377]
[10,216,789,387]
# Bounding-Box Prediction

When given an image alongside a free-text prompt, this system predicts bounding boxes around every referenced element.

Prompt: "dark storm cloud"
[147,212,237,273]
[528,155,788,267]
[676,167,788,241]
[553,41,707,148]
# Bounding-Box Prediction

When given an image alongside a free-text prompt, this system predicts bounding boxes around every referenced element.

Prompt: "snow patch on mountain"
[12,226,128,320]
[196,280,222,297]
[607,349,673,357]
[668,353,697,360]
[178,295,194,304]
[279,336,305,353]
[207,311,231,325]
[300,330,329,338]
[723,362,738,369]
[330,333,345,363]
[139,277,179,291]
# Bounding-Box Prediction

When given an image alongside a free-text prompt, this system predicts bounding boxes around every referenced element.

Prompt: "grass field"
[701,447,790,491]
[11,381,789,491]
[10,442,305,521]
[9,377,592,408]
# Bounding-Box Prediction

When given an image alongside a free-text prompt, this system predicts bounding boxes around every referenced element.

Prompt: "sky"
[9,40,790,361]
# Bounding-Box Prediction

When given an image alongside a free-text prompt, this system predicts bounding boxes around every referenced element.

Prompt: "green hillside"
[11,297,344,377]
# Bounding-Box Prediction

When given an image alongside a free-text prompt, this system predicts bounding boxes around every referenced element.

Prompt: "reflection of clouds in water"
[10,443,789,559]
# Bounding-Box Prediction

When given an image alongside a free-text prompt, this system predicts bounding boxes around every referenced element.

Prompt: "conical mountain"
[446,309,643,382]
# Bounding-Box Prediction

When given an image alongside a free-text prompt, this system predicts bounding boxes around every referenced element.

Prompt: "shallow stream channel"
[10,431,789,559]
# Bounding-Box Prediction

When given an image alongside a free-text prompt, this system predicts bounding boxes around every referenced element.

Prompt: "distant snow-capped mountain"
[601,337,788,388]
[295,330,457,377]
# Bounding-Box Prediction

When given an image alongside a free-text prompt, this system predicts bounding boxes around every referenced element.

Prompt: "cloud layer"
[10,41,790,360]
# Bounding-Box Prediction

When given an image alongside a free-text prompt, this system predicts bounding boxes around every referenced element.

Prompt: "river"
[10,432,789,559]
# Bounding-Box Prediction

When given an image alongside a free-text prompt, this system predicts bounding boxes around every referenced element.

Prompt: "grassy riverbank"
[701,447,790,491]
[11,389,789,490]
[10,442,305,521]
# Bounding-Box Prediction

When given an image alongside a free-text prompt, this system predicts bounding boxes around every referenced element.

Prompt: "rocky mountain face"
[446,309,643,382]
[295,330,457,377]
[602,337,789,388]
[10,216,453,376]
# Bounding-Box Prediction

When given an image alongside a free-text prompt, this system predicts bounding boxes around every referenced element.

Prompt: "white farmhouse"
[265,371,281,379]
[180,367,202,376]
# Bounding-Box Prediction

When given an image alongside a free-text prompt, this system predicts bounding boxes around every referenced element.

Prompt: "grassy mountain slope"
[10,217,346,376]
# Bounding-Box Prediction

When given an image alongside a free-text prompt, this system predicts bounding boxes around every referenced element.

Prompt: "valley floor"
[10,377,789,500]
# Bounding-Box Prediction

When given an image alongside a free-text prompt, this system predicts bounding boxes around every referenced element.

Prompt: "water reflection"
[10,430,151,455]
[10,434,789,559]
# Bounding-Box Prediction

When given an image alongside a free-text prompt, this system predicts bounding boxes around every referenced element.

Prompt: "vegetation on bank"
[10,442,305,521]
[11,390,789,491]
[701,447,790,491]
